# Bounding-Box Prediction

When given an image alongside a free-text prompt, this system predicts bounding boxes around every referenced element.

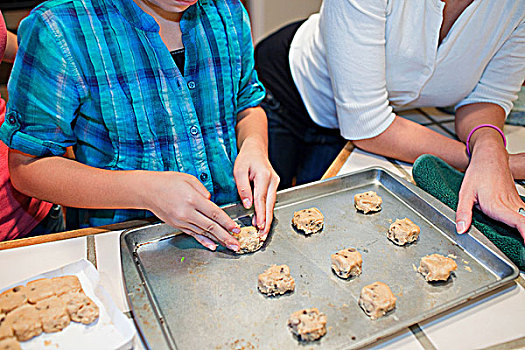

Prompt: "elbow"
[7,150,35,196]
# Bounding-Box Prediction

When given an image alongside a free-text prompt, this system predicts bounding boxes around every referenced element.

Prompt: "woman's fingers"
[456,182,476,234]
[488,197,525,242]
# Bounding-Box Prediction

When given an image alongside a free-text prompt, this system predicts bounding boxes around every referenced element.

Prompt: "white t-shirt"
[289,0,525,140]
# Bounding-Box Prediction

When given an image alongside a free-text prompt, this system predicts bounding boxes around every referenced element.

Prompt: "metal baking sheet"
[121,168,519,349]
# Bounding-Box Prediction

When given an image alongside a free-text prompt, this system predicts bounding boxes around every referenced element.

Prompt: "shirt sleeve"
[455,19,525,115]
[319,0,396,140]
[235,4,266,115]
[0,12,83,157]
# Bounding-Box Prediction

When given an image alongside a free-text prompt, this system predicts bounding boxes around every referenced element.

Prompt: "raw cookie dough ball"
[0,338,20,350]
[0,313,13,340]
[287,308,327,342]
[26,279,56,304]
[6,305,42,341]
[387,218,420,245]
[0,286,27,314]
[52,276,83,296]
[231,226,265,254]
[35,296,70,333]
[418,254,457,282]
[292,208,324,235]
[258,265,295,296]
[61,292,99,325]
[358,282,396,320]
[331,248,362,279]
[354,191,382,213]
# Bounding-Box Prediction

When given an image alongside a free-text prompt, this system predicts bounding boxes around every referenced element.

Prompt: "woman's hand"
[234,138,280,238]
[456,138,525,243]
[144,172,242,251]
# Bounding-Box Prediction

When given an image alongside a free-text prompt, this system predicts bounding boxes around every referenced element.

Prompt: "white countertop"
[1,107,524,349]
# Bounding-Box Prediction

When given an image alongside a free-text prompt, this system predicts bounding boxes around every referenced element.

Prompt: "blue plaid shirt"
[0,0,265,227]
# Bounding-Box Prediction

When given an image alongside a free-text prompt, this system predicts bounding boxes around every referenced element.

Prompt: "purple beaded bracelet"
[466,124,507,157]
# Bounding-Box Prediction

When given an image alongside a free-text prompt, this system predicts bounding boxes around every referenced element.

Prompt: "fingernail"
[232,227,241,234]
[243,198,251,209]
[456,221,466,234]
[228,244,239,252]
[207,244,217,251]
[258,223,265,230]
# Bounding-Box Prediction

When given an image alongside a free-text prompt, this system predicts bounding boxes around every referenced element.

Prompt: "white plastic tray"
[0,259,136,350]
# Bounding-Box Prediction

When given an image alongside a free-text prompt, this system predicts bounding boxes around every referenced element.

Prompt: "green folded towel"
[412,154,525,270]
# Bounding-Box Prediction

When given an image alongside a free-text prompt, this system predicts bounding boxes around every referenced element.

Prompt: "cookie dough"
[354,191,382,214]
[52,276,83,296]
[287,308,327,342]
[292,208,324,235]
[358,282,396,320]
[62,293,99,325]
[0,313,12,340]
[418,254,458,282]
[0,338,20,350]
[35,296,70,333]
[231,226,265,254]
[258,265,295,296]
[6,305,42,341]
[331,248,362,279]
[0,286,27,314]
[26,279,56,304]
[387,218,420,245]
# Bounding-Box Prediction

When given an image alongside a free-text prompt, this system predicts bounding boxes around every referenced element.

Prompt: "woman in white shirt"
[256,0,525,241]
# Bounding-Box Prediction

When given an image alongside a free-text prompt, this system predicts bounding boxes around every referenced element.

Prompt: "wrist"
[468,127,506,156]
[239,136,268,156]
[470,135,509,169]
[125,170,154,210]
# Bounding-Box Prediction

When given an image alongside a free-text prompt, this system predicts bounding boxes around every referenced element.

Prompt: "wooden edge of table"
[0,218,156,251]
[1,142,356,251]
[321,141,355,180]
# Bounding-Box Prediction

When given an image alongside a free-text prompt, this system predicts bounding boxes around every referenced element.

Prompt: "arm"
[2,31,17,63]
[452,16,525,240]
[8,150,242,251]
[353,116,469,171]
[232,4,278,237]
[234,107,279,237]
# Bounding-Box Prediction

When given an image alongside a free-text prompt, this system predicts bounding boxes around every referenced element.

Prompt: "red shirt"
[0,12,52,240]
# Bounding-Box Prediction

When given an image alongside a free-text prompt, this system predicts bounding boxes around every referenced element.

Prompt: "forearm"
[236,106,268,153]
[8,151,148,209]
[352,116,469,171]
[3,31,17,63]
[455,102,506,153]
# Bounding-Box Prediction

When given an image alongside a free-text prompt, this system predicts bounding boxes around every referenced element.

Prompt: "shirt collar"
[109,0,206,33]
[109,0,160,32]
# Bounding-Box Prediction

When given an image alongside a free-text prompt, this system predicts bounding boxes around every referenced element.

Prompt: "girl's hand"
[144,172,241,251]
[234,138,280,238]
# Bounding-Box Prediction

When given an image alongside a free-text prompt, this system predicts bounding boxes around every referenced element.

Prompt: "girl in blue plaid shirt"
[0,0,279,252]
